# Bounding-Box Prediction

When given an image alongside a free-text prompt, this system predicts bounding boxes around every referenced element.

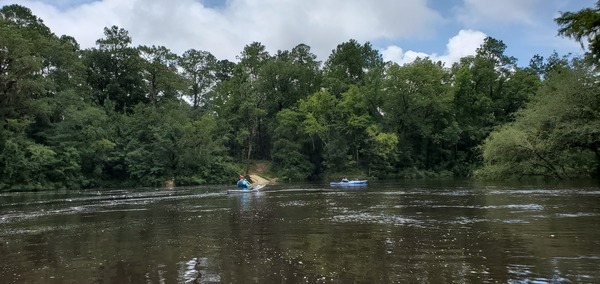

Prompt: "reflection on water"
[178,257,221,283]
[0,180,599,283]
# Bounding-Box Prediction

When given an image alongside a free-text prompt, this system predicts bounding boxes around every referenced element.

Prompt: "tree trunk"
[246,119,258,161]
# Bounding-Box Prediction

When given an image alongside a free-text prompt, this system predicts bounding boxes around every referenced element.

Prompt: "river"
[0,179,599,283]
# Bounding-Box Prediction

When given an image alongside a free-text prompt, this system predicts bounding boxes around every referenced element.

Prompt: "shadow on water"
[0,179,599,283]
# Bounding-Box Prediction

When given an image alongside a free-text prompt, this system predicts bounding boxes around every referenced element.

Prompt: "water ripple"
[329,212,421,226]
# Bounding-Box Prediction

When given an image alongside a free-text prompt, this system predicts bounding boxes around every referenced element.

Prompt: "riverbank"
[245,161,276,187]
[248,174,271,187]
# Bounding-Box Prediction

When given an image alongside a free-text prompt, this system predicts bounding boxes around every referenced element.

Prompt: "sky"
[0,0,596,67]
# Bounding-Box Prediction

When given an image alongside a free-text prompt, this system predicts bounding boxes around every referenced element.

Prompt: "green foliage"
[0,4,51,36]
[208,42,273,162]
[449,38,540,175]
[323,39,385,96]
[122,102,235,186]
[298,89,352,173]
[83,25,146,113]
[555,1,600,62]
[139,45,186,104]
[179,49,218,109]
[478,58,600,179]
[0,119,81,191]
[381,58,458,173]
[272,109,314,180]
[299,90,338,144]
[48,103,117,186]
[0,5,92,190]
[3,4,598,192]
[363,125,399,177]
[0,15,49,120]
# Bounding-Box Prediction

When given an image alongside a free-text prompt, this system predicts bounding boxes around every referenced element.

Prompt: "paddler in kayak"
[237,175,251,190]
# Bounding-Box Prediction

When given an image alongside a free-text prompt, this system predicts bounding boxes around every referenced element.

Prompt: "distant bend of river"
[1,179,599,283]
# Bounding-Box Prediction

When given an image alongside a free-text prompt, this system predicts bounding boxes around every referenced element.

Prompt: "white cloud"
[381,29,486,66]
[439,29,487,63]
[0,0,443,62]
[380,46,428,66]
[4,0,586,66]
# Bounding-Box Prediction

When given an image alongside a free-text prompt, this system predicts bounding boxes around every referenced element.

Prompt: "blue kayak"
[329,180,367,186]
[226,188,259,194]
[226,185,265,194]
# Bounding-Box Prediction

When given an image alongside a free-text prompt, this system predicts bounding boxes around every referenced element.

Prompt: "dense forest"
[1,4,599,191]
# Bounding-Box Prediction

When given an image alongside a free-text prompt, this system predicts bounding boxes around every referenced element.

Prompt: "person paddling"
[237,175,251,190]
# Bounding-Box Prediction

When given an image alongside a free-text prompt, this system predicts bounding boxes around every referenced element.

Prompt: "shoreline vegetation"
[1,4,599,192]
[247,161,276,188]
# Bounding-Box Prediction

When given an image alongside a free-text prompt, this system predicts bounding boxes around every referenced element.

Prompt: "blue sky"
[0,0,596,66]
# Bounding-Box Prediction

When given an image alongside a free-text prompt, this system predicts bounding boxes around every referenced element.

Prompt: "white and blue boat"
[329,180,367,186]
[226,184,265,194]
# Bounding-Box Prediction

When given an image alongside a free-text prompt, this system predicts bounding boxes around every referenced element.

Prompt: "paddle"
[252,184,265,191]
[248,174,269,191]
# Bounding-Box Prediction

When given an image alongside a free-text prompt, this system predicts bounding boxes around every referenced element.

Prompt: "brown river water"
[0,179,599,283]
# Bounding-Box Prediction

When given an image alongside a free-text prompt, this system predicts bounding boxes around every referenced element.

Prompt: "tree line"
[1,4,599,191]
